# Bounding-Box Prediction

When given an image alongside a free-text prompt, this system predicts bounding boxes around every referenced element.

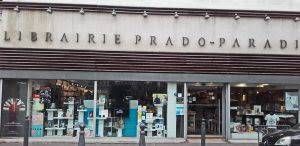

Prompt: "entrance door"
[187,83,223,135]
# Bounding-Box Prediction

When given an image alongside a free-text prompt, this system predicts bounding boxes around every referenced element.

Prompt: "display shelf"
[97,101,105,106]
[96,117,107,120]
[53,117,74,119]
[154,104,163,107]
[77,109,87,112]
[45,127,66,130]
[63,102,74,105]
[46,109,58,111]
[45,98,75,137]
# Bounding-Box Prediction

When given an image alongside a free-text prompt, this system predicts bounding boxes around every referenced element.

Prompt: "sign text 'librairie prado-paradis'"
[3,31,300,50]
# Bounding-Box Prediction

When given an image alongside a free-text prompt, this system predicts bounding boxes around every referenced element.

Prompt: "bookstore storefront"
[0,2,300,141]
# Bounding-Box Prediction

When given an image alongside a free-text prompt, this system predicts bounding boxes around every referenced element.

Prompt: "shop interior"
[30,80,168,138]
[187,83,223,135]
[230,83,299,139]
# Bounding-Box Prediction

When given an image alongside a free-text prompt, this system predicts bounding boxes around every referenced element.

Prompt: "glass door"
[187,83,223,135]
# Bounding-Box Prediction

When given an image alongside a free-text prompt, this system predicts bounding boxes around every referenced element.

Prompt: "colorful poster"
[176,104,184,115]
[285,92,299,111]
[1,79,27,137]
[1,97,27,137]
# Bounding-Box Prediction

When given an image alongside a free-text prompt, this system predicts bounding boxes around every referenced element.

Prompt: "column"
[298,89,300,123]
[225,83,231,141]
[183,83,188,140]
[222,85,226,138]
[167,83,177,138]
[0,79,3,128]
[26,80,32,117]
[93,81,98,137]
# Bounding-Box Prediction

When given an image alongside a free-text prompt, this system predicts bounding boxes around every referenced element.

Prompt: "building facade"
[0,0,300,141]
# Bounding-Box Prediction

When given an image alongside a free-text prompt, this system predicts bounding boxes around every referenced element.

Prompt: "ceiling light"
[193,82,201,86]
[204,12,210,19]
[79,8,85,15]
[143,11,148,17]
[257,83,269,88]
[13,6,20,12]
[242,94,246,101]
[236,83,247,87]
[234,13,240,20]
[174,12,179,18]
[265,14,271,21]
[46,7,52,14]
[112,9,117,16]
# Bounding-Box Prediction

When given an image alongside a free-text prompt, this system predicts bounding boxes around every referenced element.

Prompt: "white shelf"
[53,117,74,120]
[154,104,164,107]
[77,109,87,112]
[63,102,74,105]
[45,127,66,130]
[96,117,107,120]
[46,109,58,111]
[97,102,105,106]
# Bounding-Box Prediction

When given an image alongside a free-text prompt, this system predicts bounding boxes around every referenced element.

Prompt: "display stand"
[117,128,122,137]
[154,104,163,116]
[96,100,106,137]
[45,98,74,136]
[104,117,118,137]
[145,118,155,137]
[45,109,57,136]
[77,109,87,124]
[154,104,165,137]
[64,99,75,136]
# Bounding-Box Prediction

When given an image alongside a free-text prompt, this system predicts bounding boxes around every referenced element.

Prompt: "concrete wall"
[1,10,300,55]
[4,0,300,12]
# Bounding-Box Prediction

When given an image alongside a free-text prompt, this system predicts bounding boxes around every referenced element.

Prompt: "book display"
[230,87,299,139]
[30,80,168,138]
[137,94,167,138]
[31,80,94,137]
[45,97,74,136]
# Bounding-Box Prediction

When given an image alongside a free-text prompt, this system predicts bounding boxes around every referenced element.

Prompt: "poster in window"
[1,79,27,137]
[285,92,299,111]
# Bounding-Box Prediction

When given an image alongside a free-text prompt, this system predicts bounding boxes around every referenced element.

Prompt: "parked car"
[260,124,300,146]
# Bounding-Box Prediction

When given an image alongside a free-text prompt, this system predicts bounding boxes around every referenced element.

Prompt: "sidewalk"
[0,138,258,146]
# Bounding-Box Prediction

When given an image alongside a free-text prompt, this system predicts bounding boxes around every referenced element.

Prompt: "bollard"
[139,122,146,146]
[78,124,86,146]
[201,119,206,146]
[23,116,29,146]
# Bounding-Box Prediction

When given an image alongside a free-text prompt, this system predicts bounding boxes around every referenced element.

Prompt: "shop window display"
[30,80,169,138]
[94,81,168,138]
[187,83,223,135]
[230,84,299,139]
[31,80,94,137]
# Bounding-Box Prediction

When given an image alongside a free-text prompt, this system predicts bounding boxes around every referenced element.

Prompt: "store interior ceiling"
[189,82,300,90]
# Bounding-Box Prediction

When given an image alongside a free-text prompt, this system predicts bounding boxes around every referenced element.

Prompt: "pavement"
[0,138,259,146]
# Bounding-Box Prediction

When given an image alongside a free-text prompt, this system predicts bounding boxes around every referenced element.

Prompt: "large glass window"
[0,79,184,138]
[230,83,299,139]
[29,80,170,138]
[187,83,223,135]
[31,80,94,137]
[95,81,167,138]
[1,79,27,137]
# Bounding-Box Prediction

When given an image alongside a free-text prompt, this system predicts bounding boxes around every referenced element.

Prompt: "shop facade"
[0,1,300,141]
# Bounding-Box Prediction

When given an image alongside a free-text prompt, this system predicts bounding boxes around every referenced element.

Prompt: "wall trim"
[1,70,300,85]
[0,2,300,19]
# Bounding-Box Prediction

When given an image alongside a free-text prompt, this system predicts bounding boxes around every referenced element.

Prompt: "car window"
[292,124,300,130]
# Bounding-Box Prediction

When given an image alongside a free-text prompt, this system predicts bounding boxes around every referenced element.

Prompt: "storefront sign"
[1,10,300,55]
[2,31,299,50]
